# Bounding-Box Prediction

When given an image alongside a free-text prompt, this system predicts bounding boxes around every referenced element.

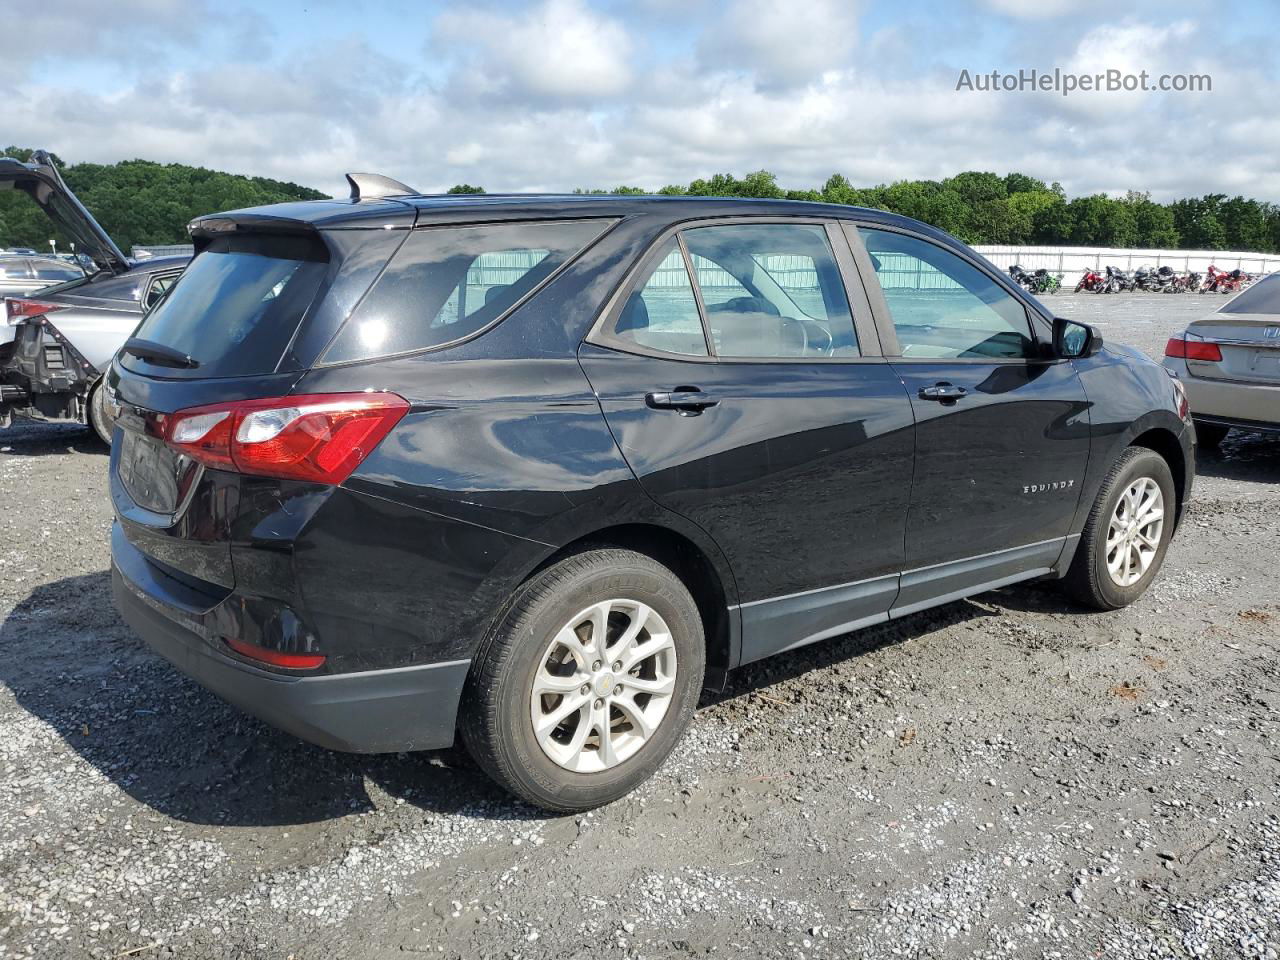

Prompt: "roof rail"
[345,172,419,201]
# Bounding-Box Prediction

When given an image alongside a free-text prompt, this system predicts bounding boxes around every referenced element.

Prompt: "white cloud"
[976,0,1108,19]
[698,0,862,89]
[3,0,1277,206]
[434,0,635,101]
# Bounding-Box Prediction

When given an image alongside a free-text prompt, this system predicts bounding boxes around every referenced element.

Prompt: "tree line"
[0,147,325,254]
[3,148,1277,254]
[558,171,1280,252]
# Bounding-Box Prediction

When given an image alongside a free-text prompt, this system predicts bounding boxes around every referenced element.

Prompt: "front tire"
[460,549,705,812]
[1062,447,1176,610]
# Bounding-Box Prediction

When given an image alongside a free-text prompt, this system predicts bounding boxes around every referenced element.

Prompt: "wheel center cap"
[592,673,615,697]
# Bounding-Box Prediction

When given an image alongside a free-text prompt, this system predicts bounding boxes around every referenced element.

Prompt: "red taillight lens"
[1165,336,1222,362]
[165,392,409,484]
[6,297,66,324]
[224,636,326,670]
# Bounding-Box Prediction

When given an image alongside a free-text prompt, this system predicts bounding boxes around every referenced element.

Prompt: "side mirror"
[1053,317,1102,359]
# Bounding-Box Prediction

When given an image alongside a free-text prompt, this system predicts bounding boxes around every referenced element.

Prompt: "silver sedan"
[1164,273,1280,447]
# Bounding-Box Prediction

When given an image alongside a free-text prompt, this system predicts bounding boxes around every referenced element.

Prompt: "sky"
[4,0,1279,202]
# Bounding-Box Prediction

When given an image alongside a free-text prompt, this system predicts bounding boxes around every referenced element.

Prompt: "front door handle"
[646,388,719,412]
[918,382,968,403]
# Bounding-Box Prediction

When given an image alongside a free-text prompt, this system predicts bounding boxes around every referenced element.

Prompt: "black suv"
[109,178,1194,811]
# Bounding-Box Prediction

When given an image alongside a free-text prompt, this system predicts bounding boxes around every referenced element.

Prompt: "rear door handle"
[646,388,719,412]
[918,383,968,403]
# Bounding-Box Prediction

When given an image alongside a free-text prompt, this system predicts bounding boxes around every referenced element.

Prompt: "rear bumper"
[1165,358,1280,428]
[112,552,470,754]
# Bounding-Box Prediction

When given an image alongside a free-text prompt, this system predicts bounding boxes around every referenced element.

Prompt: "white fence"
[973,245,1280,278]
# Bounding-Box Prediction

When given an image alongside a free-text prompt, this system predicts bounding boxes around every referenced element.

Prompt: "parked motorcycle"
[1032,268,1062,294]
[1074,269,1107,293]
[1104,266,1134,293]
[1202,265,1245,294]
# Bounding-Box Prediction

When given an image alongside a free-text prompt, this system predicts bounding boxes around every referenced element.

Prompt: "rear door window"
[124,233,329,378]
[682,223,859,358]
[322,219,610,364]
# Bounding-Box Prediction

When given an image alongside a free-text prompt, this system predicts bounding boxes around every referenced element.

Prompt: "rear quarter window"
[321,219,611,364]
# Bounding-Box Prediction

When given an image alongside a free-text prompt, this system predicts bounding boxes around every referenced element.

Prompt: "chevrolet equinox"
[108,176,1195,811]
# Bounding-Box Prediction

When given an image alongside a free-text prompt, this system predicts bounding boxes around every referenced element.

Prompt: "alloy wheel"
[1105,477,1165,587]
[529,599,678,773]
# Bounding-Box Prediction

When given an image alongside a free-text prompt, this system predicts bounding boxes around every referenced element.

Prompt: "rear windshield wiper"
[121,337,199,369]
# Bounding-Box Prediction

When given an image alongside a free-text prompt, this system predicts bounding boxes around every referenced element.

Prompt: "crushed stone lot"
[1,293,1278,960]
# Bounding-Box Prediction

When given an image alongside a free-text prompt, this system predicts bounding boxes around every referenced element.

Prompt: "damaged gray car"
[0,150,188,443]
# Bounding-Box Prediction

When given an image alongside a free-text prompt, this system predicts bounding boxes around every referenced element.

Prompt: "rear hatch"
[0,151,130,276]
[109,219,401,594]
[109,200,416,598]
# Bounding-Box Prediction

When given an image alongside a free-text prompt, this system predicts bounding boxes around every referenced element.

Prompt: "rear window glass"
[126,234,328,377]
[321,219,609,364]
[1220,274,1280,314]
[0,259,31,279]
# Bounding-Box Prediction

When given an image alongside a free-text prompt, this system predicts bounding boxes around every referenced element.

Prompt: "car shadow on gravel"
[1,569,1091,828]
[0,421,105,456]
[1194,430,1280,482]
[0,571,536,829]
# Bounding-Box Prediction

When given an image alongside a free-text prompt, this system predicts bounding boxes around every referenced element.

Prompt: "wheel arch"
[1128,425,1190,528]
[521,522,740,690]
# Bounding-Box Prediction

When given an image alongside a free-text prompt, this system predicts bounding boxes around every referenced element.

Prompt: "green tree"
[882,180,968,236]
[446,184,485,194]
[1066,195,1137,247]
[942,171,1011,243]
[0,149,326,252]
[736,170,784,199]
[1218,196,1269,251]
[1004,172,1048,195]
[1170,197,1228,249]
[1006,190,1060,244]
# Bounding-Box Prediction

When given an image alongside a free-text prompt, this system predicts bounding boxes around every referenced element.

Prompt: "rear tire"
[87,381,114,446]
[1193,420,1229,449]
[460,549,705,812]
[1062,447,1176,611]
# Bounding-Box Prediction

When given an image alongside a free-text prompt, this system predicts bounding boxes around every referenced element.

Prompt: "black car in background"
[108,179,1194,811]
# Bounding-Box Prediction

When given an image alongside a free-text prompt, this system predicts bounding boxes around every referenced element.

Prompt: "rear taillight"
[224,636,326,670]
[6,298,67,324]
[1164,336,1223,362]
[164,392,410,485]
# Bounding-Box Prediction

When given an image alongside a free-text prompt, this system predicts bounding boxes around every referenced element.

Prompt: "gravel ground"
[1,293,1278,960]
